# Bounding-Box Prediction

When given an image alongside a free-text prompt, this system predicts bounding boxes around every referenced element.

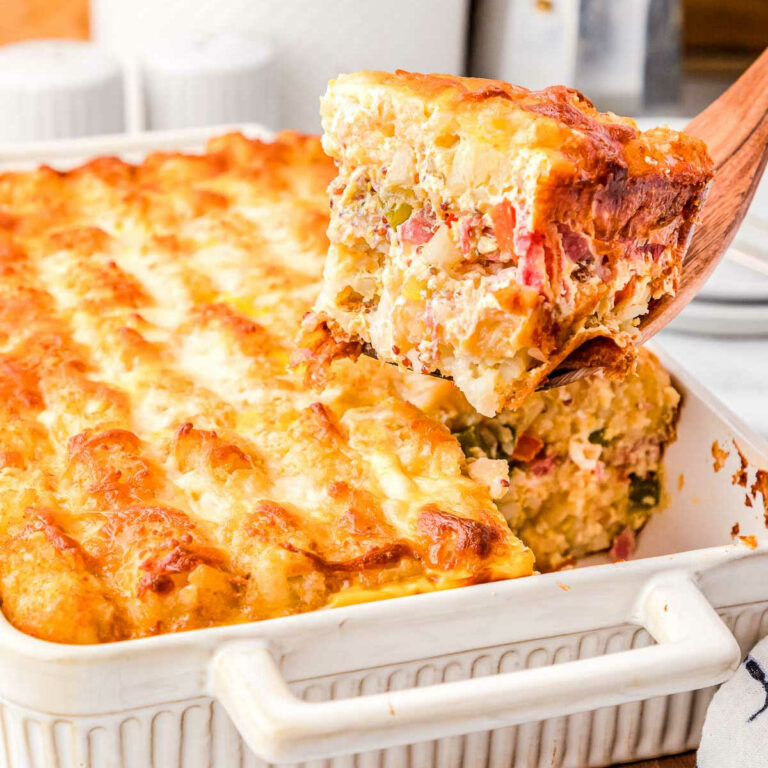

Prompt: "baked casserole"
[407,351,680,571]
[0,131,678,644]
[306,70,712,416]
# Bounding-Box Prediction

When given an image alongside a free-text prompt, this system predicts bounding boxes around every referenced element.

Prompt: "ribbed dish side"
[2,602,766,768]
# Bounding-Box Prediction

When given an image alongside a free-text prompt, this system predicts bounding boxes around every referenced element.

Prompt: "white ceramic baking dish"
[1,128,767,768]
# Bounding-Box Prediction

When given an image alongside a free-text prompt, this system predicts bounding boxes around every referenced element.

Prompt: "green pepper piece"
[588,428,607,445]
[456,426,477,455]
[628,473,660,509]
[454,422,516,461]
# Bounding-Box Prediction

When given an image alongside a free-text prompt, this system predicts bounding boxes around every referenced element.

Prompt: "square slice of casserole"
[308,70,713,416]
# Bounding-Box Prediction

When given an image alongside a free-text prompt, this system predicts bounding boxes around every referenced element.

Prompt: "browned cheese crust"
[0,132,533,644]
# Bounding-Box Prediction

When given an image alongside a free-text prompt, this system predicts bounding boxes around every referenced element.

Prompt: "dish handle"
[210,571,740,764]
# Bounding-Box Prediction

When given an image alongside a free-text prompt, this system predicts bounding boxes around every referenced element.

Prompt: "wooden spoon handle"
[638,46,768,342]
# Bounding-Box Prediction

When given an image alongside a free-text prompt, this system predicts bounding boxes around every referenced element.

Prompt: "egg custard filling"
[306,70,712,416]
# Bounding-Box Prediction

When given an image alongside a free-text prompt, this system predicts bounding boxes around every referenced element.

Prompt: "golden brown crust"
[0,131,533,643]
[355,71,713,195]
[0,509,118,644]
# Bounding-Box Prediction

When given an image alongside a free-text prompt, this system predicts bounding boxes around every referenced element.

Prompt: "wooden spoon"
[544,46,768,390]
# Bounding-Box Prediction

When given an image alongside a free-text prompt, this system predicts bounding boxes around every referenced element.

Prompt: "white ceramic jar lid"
[0,40,125,142]
[141,34,277,131]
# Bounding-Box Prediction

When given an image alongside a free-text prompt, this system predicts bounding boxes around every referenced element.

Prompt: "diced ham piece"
[529,455,556,476]
[458,215,484,256]
[640,243,665,261]
[400,209,437,245]
[519,255,545,290]
[609,527,636,562]
[515,229,548,292]
[489,200,517,256]
[623,240,665,264]
[511,432,544,462]
[558,224,614,282]
[559,225,593,265]
[596,257,612,282]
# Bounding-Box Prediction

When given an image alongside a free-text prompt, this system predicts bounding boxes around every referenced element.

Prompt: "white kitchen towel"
[698,638,768,766]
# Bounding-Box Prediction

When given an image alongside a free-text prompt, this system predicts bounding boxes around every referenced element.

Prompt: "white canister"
[471,0,580,92]
[0,40,124,142]
[141,34,277,131]
[471,0,657,115]
[91,0,470,133]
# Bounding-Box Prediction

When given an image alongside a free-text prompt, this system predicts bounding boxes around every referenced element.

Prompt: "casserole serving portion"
[0,130,681,646]
[306,70,713,415]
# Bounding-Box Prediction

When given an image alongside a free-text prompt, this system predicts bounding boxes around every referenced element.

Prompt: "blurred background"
[0,0,765,431]
[0,0,764,133]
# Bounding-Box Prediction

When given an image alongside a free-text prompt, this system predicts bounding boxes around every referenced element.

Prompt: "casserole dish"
[0,128,766,768]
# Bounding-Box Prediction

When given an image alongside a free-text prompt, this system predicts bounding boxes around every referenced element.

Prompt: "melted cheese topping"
[0,132,533,644]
